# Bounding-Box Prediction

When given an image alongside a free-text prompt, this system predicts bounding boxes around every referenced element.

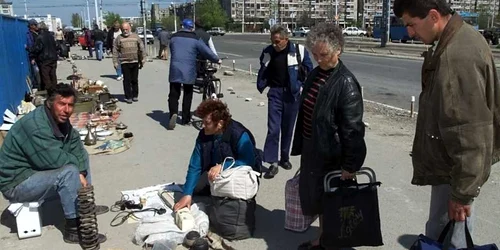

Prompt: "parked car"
[207,27,226,36]
[138,29,155,44]
[292,27,310,37]
[342,27,367,36]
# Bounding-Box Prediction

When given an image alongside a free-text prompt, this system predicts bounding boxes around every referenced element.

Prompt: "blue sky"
[12,0,190,26]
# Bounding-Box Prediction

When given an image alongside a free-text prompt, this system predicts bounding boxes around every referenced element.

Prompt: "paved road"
[212,34,423,110]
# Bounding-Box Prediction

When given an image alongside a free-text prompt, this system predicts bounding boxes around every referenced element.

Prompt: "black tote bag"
[320,167,384,248]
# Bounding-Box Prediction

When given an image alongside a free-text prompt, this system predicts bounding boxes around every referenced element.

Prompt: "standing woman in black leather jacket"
[291,22,367,250]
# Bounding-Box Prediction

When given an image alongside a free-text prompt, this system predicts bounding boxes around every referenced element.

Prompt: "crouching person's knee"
[58,164,81,188]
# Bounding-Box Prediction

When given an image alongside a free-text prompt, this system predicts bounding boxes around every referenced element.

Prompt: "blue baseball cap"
[182,19,194,29]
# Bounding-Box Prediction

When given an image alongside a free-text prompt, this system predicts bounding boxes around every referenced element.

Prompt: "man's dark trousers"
[263,87,299,164]
[39,60,58,90]
[121,63,139,100]
[168,82,194,124]
[158,44,168,58]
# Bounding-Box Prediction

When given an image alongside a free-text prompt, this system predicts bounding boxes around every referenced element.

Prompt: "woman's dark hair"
[195,100,232,128]
[47,83,77,106]
[393,0,452,19]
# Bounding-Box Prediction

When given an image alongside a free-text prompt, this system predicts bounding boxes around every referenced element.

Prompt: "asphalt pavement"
[210,34,423,110]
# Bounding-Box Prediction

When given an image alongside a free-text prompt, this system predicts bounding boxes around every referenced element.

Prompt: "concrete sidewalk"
[0,51,499,250]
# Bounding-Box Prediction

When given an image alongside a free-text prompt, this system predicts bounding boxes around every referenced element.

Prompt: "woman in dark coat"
[291,22,367,250]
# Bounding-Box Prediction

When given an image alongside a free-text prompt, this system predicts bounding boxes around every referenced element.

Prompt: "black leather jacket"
[30,29,58,63]
[291,60,366,173]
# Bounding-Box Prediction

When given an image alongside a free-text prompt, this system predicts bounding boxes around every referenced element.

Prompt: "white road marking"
[218,52,244,57]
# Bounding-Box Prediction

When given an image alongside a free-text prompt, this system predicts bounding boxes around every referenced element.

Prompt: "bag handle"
[323,167,377,192]
[221,157,236,170]
[438,219,475,250]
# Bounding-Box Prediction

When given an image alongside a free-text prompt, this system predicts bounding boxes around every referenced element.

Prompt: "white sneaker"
[116,76,123,81]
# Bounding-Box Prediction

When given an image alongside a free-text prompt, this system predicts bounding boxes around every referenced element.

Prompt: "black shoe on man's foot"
[168,114,177,130]
[279,160,293,170]
[264,163,279,179]
[63,219,107,245]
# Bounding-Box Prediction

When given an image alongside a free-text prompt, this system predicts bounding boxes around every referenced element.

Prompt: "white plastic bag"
[210,157,260,200]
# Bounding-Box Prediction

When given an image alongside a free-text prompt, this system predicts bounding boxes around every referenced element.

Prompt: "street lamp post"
[172,2,177,32]
[94,0,99,28]
[100,0,104,29]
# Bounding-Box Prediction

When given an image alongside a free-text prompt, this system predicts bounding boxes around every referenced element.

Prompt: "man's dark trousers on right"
[39,60,58,90]
[263,87,299,164]
[168,82,194,124]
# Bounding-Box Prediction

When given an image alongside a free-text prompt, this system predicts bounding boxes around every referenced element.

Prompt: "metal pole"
[100,0,104,29]
[86,0,92,28]
[173,3,177,32]
[142,0,148,55]
[81,10,85,28]
[94,0,99,27]
[193,0,196,21]
[24,0,27,18]
[335,0,338,25]
[242,0,245,33]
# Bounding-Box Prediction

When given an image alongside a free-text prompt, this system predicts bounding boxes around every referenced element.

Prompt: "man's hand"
[448,199,472,221]
[31,59,36,65]
[79,174,88,187]
[340,169,355,180]
[173,195,192,212]
[208,164,223,182]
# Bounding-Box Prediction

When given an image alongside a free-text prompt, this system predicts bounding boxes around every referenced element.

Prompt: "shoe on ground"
[279,160,292,170]
[116,76,123,81]
[63,225,107,245]
[168,114,177,130]
[264,163,279,179]
[95,205,109,215]
[124,99,132,104]
[132,97,138,102]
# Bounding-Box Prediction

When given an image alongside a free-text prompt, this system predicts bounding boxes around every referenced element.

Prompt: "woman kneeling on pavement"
[173,99,257,211]
[291,22,367,250]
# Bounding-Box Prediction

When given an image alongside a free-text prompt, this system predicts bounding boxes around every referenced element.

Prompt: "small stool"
[10,202,42,239]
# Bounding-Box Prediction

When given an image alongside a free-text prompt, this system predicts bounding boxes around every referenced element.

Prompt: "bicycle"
[195,57,227,100]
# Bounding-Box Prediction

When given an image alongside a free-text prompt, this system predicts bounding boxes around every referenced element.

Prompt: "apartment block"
[0,0,13,16]
[449,0,499,13]
[220,0,358,28]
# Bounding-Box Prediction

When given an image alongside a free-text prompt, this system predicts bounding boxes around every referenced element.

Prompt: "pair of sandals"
[298,241,325,250]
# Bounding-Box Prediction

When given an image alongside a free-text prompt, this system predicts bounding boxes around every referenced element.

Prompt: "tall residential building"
[449,0,498,13]
[0,0,13,16]
[220,0,358,28]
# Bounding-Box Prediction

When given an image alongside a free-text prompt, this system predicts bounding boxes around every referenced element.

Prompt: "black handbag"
[320,167,384,248]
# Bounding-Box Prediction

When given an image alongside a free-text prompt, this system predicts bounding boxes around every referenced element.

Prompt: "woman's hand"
[340,170,356,180]
[173,195,192,212]
[208,164,223,182]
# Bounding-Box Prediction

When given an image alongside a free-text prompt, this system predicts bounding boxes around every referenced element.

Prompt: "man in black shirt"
[256,25,313,178]
[30,22,59,91]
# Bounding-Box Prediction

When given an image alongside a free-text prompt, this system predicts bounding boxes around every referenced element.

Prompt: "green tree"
[196,0,228,29]
[71,13,82,28]
[161,16,180,31]
[477,4,495,29]
[104,12,123,28]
